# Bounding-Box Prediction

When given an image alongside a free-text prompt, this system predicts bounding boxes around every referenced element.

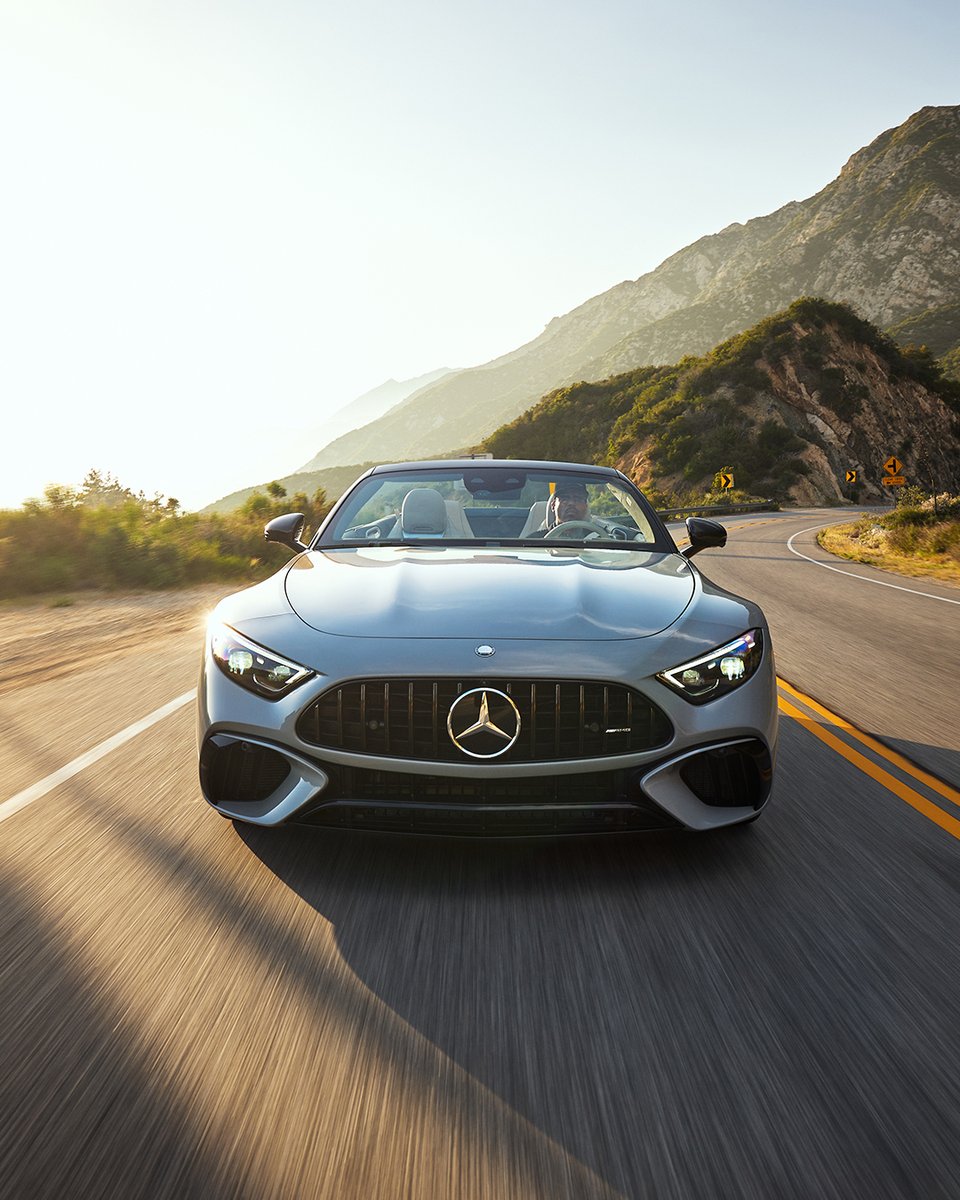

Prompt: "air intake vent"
[200,736,291,805]
[679,740,772,809]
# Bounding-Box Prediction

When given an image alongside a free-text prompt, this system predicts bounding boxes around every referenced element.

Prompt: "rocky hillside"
[941,345,960,382]
[307,105,960,471]
[885,300,960,359]
[483,298,960,505]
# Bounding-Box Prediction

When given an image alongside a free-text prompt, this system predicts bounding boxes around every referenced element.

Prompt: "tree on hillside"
[35,484,80,511]
[80,468,139,508]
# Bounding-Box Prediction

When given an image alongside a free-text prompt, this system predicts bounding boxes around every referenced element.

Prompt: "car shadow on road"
[0,861,255,1200]
[236,816,786,1196]
[235,706,960,1199]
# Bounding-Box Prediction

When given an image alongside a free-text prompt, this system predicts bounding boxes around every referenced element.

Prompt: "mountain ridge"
[295,367,456,473]
[206,299,960,513]
[305,104,960,470]
[483,297,960,505]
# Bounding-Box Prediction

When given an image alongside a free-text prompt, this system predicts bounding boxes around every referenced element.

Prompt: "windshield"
[317,466,670,549]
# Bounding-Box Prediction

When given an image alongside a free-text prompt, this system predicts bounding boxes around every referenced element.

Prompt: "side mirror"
[265,512,308,553]
[681,516,726,559]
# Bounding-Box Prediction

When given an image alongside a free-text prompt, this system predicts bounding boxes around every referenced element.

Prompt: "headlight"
[657,630,763,704]
[209,623,313,699]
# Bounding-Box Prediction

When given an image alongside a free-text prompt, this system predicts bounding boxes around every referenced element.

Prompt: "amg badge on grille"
[447,688,521,759]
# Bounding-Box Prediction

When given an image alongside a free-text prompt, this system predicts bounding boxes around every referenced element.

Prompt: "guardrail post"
[655,500,777,519]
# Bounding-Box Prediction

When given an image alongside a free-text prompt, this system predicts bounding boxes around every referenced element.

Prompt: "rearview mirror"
[462,468,527,497]
[681,517,726,559]
[265,512,308,553]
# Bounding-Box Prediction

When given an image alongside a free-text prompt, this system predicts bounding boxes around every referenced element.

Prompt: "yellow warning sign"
[884,456,903,476]
[883,475,906,486]
[845,470,858,483]
[719,472,734,490]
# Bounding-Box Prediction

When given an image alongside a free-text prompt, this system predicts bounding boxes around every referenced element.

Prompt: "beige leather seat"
[397,489,476,540]
[400,488,447,537]
[443,501,474,539]
[518,500,548,537]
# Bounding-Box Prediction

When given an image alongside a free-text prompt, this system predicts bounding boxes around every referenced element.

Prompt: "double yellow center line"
[777,678,960,840]
[681,515,960,838]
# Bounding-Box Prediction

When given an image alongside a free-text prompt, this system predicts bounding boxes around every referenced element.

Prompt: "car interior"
[332,469,658,545]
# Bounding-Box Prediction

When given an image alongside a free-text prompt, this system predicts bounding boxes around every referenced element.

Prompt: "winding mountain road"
[2,510,959,1199]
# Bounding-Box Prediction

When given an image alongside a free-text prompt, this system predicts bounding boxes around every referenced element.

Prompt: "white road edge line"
[0,689,197,826]
[786,524,960,605]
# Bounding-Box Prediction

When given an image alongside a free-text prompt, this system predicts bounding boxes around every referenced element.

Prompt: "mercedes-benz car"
[198,460,777,834]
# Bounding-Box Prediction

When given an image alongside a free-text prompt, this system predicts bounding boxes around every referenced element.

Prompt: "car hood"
[284,546,696,641]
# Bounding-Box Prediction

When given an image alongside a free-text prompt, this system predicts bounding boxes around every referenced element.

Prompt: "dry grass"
[818,517,960,586]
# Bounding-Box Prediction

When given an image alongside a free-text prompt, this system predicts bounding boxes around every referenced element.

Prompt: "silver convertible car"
[198,460,777,834]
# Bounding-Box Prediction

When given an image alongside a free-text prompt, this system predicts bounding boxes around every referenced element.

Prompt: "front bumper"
[198,634,778,834]
[199,730,773,833]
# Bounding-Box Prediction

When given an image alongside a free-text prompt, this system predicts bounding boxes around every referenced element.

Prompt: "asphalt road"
[692,509,960,787]
[2,511,959,1199]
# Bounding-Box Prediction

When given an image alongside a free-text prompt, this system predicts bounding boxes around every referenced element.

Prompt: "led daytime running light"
[657,630,762,704]
[209,623,313,700]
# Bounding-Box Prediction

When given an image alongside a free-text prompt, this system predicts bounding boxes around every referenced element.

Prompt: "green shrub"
[0,477,333,598]
[480,297,960,503]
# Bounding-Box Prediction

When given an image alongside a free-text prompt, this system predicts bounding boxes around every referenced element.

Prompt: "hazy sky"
[2,0,958,510]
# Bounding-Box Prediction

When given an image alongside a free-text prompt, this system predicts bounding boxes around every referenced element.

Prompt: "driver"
[547,481,590,528]
[527,481,595,537]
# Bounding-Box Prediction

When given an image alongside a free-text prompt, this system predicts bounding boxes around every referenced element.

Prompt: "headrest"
[400,488,447,535]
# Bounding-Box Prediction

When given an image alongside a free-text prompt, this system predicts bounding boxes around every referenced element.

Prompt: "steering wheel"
[544,519,609,540]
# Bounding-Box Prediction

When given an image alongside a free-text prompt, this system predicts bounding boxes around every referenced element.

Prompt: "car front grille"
[296,677,672,763]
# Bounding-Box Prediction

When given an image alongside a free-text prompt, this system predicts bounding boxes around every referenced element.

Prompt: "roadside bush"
[851,489,960,566]
[928,522,960,556]
[888,489,960,528]
[885,523,923,554]
[886,505,927,528]
[0,475,332,598]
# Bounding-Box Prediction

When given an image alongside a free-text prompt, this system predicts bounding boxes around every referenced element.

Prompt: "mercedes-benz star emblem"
[475,644,495,657]
[447,688,521,759]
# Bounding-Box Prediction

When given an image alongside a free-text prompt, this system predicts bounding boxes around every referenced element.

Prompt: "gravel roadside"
[0,584,231,697]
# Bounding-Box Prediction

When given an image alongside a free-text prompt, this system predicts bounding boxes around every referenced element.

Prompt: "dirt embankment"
[0,585,229,697]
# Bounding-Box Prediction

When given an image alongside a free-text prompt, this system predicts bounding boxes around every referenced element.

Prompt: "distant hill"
[296,368,455,472]
[483,298,960,505]
[201,464,376,515]
[203,368,455,512]
[308,105,960,470]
